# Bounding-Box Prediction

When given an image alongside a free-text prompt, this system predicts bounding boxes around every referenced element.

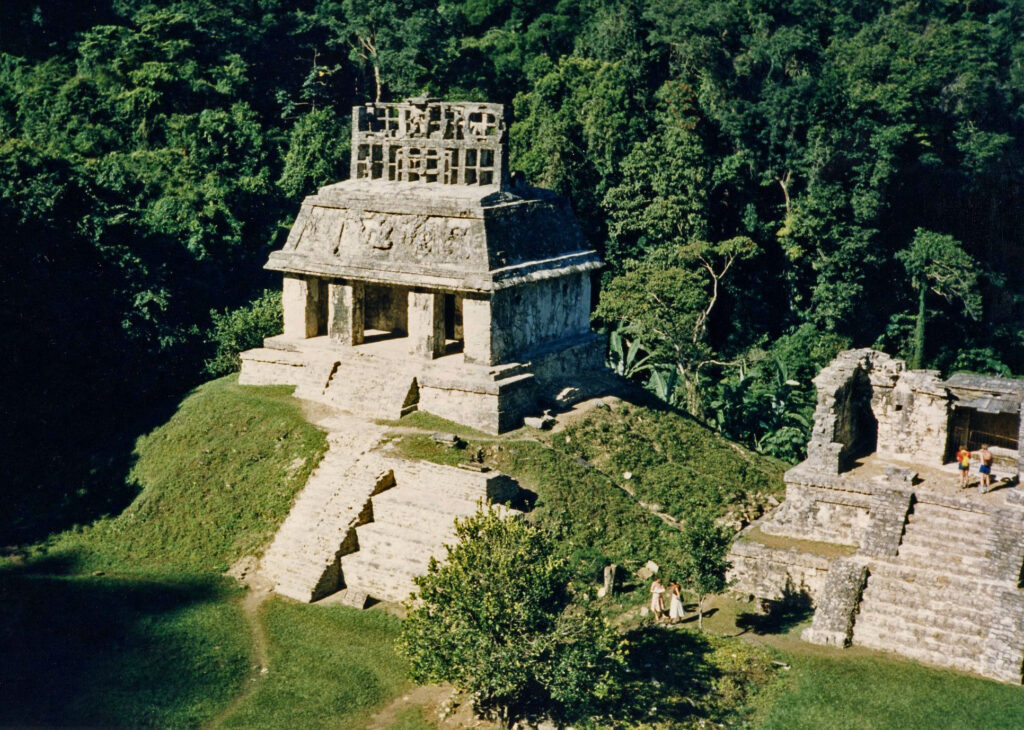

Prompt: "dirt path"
[203,573,274,730]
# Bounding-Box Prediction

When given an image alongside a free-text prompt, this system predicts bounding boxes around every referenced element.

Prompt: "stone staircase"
[340,459,520,604]
[259,420,391,602]
[851,500,1019,676]
[852,563,995,673]
[894,502,994,578]
[293,351,418,420]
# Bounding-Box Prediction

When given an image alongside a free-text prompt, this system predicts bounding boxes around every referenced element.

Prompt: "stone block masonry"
[801,558,867,647]
[240,98,608,433]
[729,348,1024,683]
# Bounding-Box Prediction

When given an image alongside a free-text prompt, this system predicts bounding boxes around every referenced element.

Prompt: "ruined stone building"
[240,99,605,606]
[730,348,1024,682]
[240,98,604,432]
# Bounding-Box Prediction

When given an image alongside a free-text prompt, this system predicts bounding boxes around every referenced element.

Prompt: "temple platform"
[239,330,605,433]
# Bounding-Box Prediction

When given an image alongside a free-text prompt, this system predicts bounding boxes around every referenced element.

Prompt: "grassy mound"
[45,376,327,574]
[555,403,786,521]
[392,399,785,581]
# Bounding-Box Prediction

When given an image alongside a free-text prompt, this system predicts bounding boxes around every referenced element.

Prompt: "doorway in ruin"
[846,369,878,464]
[946,406,1020,462]
[363,284,408,343]
[443,293,464,355]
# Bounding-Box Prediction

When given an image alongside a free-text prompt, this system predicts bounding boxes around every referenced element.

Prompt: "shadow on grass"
[736,589,814,635]
[0,556,248,728]
[611,625,720,725]
[1,384,188,545]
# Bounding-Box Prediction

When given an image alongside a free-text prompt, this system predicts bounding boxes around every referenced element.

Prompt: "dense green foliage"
[204,289,283,377]
[402,508,623,725]
[5,0,1024,534]
[679,512,732,630]
[556,404,784,522]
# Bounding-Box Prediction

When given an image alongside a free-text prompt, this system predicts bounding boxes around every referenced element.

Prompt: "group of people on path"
[957,443,995,493]
[649,577,684,623]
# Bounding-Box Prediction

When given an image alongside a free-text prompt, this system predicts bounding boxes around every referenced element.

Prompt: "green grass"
[386,706,435,729]
[381,410,497,440]
[43,375,327,575]
[10,377,1024,729]
[0,565,250,728]
[751,645,1024,729]
[217,599,413,729]
[392,432,496,468]
[557,403,786,521]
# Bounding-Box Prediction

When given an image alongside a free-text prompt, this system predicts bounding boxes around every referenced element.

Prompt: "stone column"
[282,275,323,339]
[462,296,494,365]
[408,290,445,359]
[328,281,364,345]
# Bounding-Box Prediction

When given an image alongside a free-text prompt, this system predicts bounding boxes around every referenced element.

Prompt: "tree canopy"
[4,0,1024,538]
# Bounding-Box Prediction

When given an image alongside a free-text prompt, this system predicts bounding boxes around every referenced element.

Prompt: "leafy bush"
[400,508,624,726]
[204,290,282,377]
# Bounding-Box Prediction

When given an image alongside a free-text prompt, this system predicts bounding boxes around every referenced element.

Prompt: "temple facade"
[239,99,604,432]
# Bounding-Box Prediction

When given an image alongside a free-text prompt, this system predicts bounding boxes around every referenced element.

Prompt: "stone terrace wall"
[728,536,832,603]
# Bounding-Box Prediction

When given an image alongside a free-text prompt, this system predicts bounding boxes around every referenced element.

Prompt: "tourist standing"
[668,582,684,623]
[650,577,666,620]
[978,444,994,493]
[957,445,972,488]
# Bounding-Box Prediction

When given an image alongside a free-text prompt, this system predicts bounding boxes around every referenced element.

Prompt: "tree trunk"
[911,282,926,369]
[373,62,382,103]
[697,594,704,632]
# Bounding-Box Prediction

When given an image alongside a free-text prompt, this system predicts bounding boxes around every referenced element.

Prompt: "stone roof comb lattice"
[352,99,507,187]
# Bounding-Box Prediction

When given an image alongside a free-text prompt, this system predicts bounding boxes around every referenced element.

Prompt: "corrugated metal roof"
[956,395,1021,414]
[944,372,1024,396]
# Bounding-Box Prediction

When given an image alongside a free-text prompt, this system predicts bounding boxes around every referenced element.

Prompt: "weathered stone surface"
[523,415,555,430]
[801,558,867,647]
[858,484,913,559]
[727,538,831,603]
[328,281,364,345]
[240,99,609,433]
[730,348,1024,683]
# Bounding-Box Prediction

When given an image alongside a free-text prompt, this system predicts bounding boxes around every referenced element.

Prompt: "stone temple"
[240,98,604,432]
[730,348,1024,682]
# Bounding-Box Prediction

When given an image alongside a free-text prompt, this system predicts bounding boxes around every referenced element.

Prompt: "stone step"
[853,624,984,673]
[372,487,481,521]
[342,555,422,604]
[855,599,989,640]
[895,544,991,575]
[906,504,993,533]
[898,526,991,558]
[868,560,1006,591]
[860,582,994,625]
[356,521,457,553]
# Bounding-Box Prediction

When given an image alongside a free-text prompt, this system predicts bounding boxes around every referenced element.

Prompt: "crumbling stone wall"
[728,538,832,603]
[874,369,949,465]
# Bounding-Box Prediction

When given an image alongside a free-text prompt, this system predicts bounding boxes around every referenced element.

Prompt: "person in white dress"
[669,581,684,623]
[650,578,666,620]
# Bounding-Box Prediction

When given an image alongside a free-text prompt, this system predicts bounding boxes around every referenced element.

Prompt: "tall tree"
[896,229,982,369]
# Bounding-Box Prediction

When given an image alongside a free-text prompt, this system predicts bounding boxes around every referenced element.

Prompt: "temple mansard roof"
[267,98,601,293]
